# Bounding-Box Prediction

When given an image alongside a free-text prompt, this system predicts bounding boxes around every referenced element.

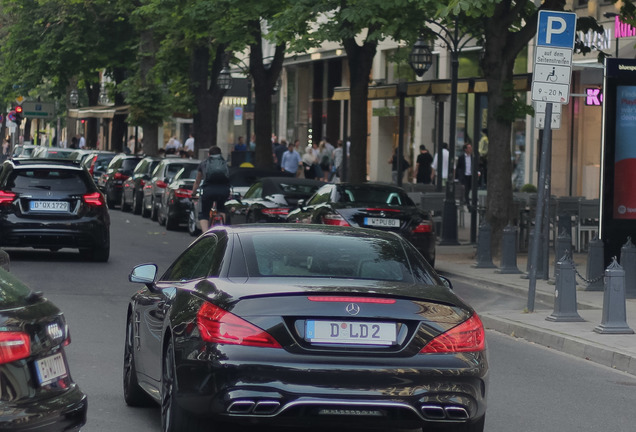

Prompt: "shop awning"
[68,105,130,119]
[332,73,532,101]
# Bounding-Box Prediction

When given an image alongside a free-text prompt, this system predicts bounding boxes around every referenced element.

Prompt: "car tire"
[188,210,200,237]
[123,314,154,407]
[162,339,208,432]
[158,205,166,226]
[141,196,151,218]
[106,191,116,209]
[165,210,178,231]
[133,191,143,215]
[151,198,159,221]
[90,244,110,262]
[121,191,131,212]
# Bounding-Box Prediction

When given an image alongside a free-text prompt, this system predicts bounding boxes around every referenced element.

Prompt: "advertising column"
[601,58,636,263]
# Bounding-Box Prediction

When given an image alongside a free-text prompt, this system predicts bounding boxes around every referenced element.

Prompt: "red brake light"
[156,180,168,189]
[0,331,31,364]
[0,190,16,205]
[114,172,129,181]
[174,188,192,199]
[322,213,350,226]
[413,221,433,233]
[308,296,396,304]
[261,208,290,216]
[420,314,485,353]
[83,192,105,206]
[197,303,281,348]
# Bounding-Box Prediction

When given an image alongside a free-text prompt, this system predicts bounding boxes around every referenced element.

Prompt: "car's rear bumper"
[173,344,487,430]
[0,217,110,250]
[0,384,87,432]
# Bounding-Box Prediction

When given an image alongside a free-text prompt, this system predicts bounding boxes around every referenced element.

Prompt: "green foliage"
[520,184,537,193]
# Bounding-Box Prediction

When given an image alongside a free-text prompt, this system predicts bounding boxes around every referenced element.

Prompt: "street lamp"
[217,65,233,91]
[409,39,433,77]
[604,12,620,58]
[69,89,79,107]
[418,16,474,245]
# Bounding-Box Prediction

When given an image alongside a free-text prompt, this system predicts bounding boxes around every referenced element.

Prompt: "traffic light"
[14,105,23,123]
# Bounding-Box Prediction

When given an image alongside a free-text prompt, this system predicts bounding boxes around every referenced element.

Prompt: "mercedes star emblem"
[345,303,360,315]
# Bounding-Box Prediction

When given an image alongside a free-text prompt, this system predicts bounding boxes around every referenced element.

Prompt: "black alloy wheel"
[188,211,200,237]
[161,340,208,432]
[151,197,159,221]
[123,314,153,406]
[121,191,131,212]
[141,196,151,218]
[165,206,178,231]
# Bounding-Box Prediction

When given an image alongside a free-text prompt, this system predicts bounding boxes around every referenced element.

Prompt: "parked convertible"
[123,224,487,432]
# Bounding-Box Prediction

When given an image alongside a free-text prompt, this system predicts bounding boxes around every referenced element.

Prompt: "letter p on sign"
[537,11,577,49]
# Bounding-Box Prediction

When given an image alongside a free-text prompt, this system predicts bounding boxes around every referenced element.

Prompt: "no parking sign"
[233,106,243,126]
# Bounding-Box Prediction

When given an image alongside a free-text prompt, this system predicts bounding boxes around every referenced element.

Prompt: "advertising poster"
[613,85,636,219]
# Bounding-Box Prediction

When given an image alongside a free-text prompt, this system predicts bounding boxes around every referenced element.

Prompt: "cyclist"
[191,146,230,232]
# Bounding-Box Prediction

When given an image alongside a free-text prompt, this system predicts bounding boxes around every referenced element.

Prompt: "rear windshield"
[8,169,89,193]
[121,159,141,172]
[41,150,76,159]
[0,268,32,309]
[241,231,437,283]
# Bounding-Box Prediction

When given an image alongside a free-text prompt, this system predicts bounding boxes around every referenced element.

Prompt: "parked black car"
[123,225,487,432]
[0,262,87,431]
[141,158,199,221]
[0,159,111,261]
[81,150,117,185]
[157,164,199,230]
[287,182,436,266]
[120,156,162,214]
[98,154,143,208]
[225,177,325,224]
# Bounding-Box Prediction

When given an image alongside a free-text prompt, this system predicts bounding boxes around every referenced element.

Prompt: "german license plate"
[364,217,399,228]
[35,352,68,386]
[30,201,69,212]
[306,320,397,345]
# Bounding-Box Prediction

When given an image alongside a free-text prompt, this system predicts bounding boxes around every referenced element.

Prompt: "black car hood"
[195,277,466,309]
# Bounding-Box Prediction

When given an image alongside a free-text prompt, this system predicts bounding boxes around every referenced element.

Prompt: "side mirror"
[129,264,158,288]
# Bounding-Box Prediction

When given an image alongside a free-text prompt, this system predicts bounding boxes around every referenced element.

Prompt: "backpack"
[204,156,229,183]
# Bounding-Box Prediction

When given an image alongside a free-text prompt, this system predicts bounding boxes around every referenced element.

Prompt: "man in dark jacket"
[455,143,474,205]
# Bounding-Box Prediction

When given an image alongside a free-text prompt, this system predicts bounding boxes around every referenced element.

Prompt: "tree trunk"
[111,67,128,153]
[248,25,285,170]
[343,37,377,184]
[138,29,162,156]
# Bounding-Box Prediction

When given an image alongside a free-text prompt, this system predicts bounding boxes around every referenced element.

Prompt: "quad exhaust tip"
[227,400,281,415]
[421,405,469,421]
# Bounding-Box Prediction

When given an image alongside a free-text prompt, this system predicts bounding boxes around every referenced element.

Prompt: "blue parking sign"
[537,11,577,49]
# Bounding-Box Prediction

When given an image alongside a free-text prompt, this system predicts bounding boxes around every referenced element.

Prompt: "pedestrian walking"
[413,145,434,184]
[281,141,302,176]
[431,143,449,186]
[478,128,488,187]
[455,143,474,205]
[388,148,410,184]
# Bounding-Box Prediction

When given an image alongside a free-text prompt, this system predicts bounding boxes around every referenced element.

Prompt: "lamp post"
[405,40,433,188]
[414,17,471,245]
[604,12,620,58]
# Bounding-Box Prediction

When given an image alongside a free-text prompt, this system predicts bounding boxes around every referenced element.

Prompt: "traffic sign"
[536,11,577,48]
[532,11,577,105]
[21,101,55,120]
[534,102,562,114]
[535,112,561,129]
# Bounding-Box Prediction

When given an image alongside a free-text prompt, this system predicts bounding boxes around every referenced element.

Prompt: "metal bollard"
[620,237,636,298]
[546,251,584,322]
[497,224,521,274]
[473,222,496,268]
[593,258,634,334]
[554,229,572,279]
[584,235,604,291]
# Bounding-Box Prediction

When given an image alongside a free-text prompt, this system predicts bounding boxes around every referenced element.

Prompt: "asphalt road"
[4,210,636,432]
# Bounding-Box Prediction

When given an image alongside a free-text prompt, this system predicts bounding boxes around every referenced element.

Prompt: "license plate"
[35,352,68,386]
[306,320,397,346]
[364,217,400,228]
[30,201,69,212]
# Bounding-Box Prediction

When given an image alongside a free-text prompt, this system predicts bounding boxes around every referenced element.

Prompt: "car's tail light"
[420,314,485,353]
[322,213,350,226]
[0,190,16,205]
[262,208,290,216]
[89,157,97,176]
[174,188,192,199]
[114,172,129,181]
[83,192,105,206]
[139,179,146,187]
[0,331,31,364]
[412,221,433,233]
[197,302,281,348]
[156,180,168,189]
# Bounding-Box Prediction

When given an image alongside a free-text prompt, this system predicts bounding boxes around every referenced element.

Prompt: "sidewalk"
[435,222,636,376]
